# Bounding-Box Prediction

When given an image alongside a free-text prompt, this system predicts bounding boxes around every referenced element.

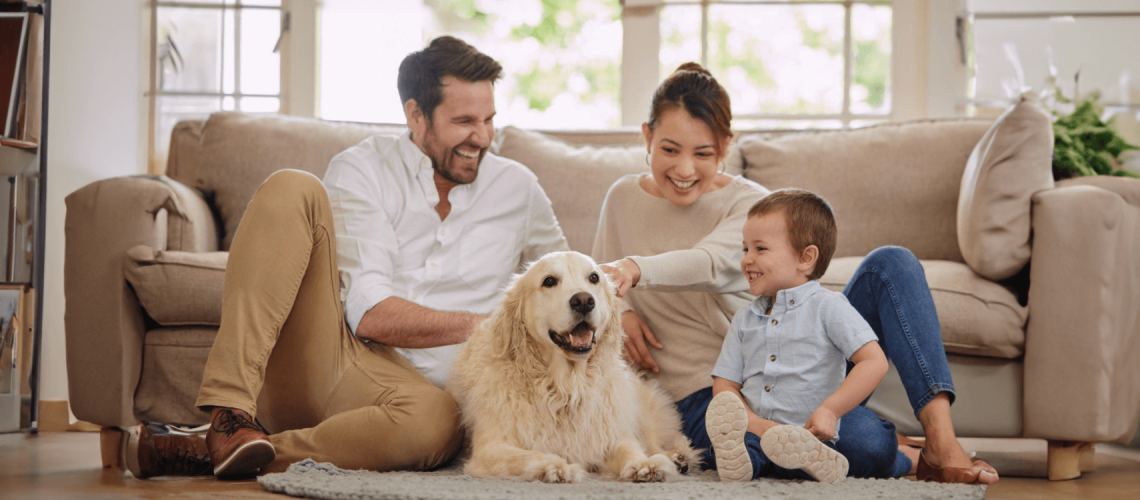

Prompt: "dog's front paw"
[620,454,678,483]
[669,448,692,474]
[523,456,587,483]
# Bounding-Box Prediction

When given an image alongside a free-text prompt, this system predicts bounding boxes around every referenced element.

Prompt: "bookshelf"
[0,0,47,434]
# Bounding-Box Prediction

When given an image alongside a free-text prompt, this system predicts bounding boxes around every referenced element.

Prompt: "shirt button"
[412,293,420,301]
[770,355,776,361]
[771,319,778,326]
[790,300,795,305]
[429,261,437,268]
[764,385,772,392]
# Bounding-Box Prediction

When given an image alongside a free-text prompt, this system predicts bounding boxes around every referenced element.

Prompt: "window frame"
[623,0,895,128]
[147,0,288,172]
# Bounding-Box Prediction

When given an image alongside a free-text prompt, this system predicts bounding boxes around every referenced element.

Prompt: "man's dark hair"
[397,36,503,123]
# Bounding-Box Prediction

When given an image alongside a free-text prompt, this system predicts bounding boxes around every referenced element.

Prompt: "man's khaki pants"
[196,170,462,473]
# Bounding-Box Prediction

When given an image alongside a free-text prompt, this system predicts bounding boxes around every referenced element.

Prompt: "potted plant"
[1048,89,1139,180]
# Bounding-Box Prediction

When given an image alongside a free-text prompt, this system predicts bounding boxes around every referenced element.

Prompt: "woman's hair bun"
[674,62,712,77]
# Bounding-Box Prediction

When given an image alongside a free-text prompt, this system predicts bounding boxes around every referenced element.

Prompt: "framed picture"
[0,12,29,139]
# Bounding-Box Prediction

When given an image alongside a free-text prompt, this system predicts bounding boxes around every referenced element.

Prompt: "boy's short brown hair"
[748,189,837,280]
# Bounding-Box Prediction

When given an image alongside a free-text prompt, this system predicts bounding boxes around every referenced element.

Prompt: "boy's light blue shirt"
[711,280,878,442]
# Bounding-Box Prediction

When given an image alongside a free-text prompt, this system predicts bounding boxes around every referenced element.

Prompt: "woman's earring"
[645,152,651,166]
[719,161,727,174]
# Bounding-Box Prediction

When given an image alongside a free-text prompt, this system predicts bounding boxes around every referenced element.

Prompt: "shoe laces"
[212,409,269,438]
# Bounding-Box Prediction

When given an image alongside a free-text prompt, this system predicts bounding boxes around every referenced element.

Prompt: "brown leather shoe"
[122,422,213,479]
[206,408,276,478]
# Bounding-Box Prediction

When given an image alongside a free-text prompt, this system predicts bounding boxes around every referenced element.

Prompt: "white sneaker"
[705,391,753,482]
[760,424,849,484]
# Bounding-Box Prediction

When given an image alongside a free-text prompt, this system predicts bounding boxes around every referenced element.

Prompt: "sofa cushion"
[167,113,406,250]
[957,92,1055,281]
[739,119,992,262]
[135,326,217,426]
[820,256,1027,359]
[124,245,227,326]
[496,126,651,253]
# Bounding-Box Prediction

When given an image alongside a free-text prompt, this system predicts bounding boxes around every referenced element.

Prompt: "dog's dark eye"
[589,273,600,284]
[542,276,558,288]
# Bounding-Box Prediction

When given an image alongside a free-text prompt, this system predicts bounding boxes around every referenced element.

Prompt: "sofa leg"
[1078,442,1096,473]
[1047,440,1087,481]
[99,427,123,469]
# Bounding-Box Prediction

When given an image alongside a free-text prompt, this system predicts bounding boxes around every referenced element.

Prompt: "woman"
[593,62,998,484]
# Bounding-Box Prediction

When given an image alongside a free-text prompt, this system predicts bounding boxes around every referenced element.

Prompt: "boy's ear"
[798,245,820,275]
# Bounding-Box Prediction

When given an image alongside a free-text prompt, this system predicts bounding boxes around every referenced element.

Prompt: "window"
[319,0,622,128]
[657,0,891,130]
[149,0,286,170]
[964,3,1140,120]
[318,0,890,130]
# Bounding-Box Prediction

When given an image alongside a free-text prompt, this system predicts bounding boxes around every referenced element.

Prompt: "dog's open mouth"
[549,322,596,354]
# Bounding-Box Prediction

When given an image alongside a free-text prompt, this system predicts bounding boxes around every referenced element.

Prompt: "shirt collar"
[397,130,432,176]
[396,130,478,191]
[749,280,822,317]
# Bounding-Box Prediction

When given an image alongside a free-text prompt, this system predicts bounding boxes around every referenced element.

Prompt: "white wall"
[41,0,148,402]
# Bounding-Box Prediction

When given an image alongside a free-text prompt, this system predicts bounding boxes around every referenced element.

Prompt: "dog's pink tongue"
[570,332,593,347]
[569,325,594,347]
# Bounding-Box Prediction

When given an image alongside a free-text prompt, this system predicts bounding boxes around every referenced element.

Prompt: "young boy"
[701,189,892,483]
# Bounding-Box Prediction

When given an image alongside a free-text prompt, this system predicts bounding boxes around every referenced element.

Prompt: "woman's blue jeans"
[843,246,956,415]
[676,245,953,479]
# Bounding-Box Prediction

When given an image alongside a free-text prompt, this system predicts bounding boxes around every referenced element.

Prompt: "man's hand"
[804,406,838,442]
[600,258,641,297]
[621,311,662,373]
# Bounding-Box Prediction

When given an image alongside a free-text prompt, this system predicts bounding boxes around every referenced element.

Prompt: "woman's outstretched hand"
[621,311,663,372]
[600,258,642,297]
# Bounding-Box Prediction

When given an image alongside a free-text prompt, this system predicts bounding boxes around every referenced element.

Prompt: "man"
[121,36,568,479]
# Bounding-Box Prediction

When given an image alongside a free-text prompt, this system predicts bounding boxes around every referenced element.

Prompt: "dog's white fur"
[446,251,700,483]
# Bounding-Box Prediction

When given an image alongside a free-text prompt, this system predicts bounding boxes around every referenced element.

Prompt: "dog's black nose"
[569,292,595,315]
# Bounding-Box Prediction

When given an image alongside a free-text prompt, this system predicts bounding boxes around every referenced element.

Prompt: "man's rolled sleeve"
[520,180,569,264]
[325,151,402,336]
[344,280,395,334]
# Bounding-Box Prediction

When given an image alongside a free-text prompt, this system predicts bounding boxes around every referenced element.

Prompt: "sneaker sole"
[705,391,753,482]
[213,439,275,478]
[760,425,848,484]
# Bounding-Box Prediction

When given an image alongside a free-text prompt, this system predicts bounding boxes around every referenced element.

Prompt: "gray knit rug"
[258,459,987,500]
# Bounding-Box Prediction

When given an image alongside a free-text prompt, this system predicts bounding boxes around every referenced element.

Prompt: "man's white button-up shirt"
[323,131,568,386]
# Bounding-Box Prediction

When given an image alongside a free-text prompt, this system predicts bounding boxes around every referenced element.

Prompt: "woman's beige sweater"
[592,173,769,401]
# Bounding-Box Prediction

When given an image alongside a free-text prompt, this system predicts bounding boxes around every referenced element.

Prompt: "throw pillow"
[957,92,1055,280]
[739,119,991,261]
[124,245,228,326]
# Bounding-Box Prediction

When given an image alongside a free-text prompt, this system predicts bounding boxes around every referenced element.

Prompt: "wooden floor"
[2,432,1139,499]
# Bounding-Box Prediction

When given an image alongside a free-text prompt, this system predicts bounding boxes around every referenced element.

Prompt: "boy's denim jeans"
[677,246,954,480]
[677,387,911,479]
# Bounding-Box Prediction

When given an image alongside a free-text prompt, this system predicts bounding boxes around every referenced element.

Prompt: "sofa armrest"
[1024,182,1140,443]
[64,176,219,428]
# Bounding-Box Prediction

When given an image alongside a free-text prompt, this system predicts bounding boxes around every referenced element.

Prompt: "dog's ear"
[491,273,528,360]
[598,271,626,354]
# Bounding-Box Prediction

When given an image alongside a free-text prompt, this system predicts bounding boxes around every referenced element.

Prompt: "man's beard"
[422,124,486,185]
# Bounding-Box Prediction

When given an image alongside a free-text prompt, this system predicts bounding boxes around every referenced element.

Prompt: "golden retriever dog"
[446,251,700,483]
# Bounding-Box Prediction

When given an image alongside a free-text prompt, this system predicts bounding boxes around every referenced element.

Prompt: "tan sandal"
[916,449,998,484]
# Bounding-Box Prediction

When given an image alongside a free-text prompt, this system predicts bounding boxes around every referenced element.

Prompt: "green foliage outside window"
[425,0,620,116]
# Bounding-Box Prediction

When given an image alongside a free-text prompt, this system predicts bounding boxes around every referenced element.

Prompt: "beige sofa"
[65,102,1140,480]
